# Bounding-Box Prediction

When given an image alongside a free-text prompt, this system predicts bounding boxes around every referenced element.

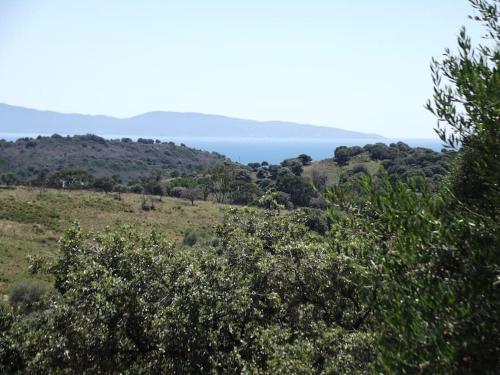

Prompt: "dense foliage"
[0,134,227,182]
[1,211,373,374]
[0,1,498,373]
[367,1,498,371]
[334,142,452,187]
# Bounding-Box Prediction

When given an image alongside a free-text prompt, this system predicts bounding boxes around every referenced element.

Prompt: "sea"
[0,133,444,165]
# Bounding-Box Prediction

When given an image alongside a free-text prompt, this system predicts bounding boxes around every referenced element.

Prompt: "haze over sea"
[0,133,443,164]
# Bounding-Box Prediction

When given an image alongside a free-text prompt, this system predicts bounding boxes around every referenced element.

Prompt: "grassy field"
[303,156,381,186]
[0,186,226,295]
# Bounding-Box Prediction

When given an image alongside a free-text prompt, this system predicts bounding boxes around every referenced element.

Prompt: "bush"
[334,146,364,165]
[3,219,374,373]
[276,173,316,207]
[8,280,50,314]
[280,159,303,176]
[257,191,293,210]
[0,173,19,186]
[113,184,128,199]
[129,184,144,194]
[297,154,312,165]
[256,178,273,190]
[309,195,327,209]
[230,181,262,205]
[256,167,269,179]
[137,138,154,144]
[140,196,155,211]
[267,165,280,180]
[247,162,261,171]
[182,229,199,246]
[349,165,368,175]
[169,186,186,198]
[297,208,329,235]
[235,169,252,182]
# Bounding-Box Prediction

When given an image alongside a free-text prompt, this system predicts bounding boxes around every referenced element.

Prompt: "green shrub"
[182,229,198,246]
[297,208,329,235]
[2,215,374,373]
[8,280,50,314]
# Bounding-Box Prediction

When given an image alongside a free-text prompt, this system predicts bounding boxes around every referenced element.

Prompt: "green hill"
[0,134,228,182]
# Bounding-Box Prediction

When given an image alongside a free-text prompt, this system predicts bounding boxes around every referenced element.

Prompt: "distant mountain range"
[0,103,384,139]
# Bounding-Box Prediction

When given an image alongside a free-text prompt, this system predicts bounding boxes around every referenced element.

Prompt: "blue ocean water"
[165,137,444,164]
[0,133,444,165]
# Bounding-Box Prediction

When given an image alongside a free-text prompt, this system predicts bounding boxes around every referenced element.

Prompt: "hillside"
[0,102,384,139]
[0,186,226,293]
[0,134,227,182]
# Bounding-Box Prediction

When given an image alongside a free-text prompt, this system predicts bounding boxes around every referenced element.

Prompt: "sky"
[0,0,484,138]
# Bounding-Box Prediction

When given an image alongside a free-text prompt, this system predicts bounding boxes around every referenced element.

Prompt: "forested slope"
[0,134,227,182]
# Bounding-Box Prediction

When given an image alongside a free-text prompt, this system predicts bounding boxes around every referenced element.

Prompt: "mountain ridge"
[0,102,385,139]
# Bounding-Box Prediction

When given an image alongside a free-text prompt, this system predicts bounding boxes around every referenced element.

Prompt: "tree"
[276,173,317,207]
[137,138,154,144]
[280,158,304,176]
[113,184,128,200]
[0,173,19,186]
[169,186,186,198]
[361,2,500,372]
[196,175,213,201]
[180,187,201,205]
[333,146,350,166]
[47,169,94,190]
[334,146,366,166]
[297,153,313,165]
[129,184,144,194]
[93,176,115,193]
[426,0,499,215]
[256,167,269,179]
[148,182,165,199]
[142,172,165,200]
[267,164,280,180]
[3,215,373,373]
[366,143,392,160]
[289,160,303,176]
[209,164,236,203]
[33,168,49,197]
[229,180,261,205]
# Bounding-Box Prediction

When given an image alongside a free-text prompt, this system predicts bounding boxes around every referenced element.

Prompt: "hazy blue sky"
[0,0,483,138]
